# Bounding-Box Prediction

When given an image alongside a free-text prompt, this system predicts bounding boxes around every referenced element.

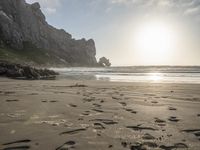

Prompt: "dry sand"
[0,78,200,150]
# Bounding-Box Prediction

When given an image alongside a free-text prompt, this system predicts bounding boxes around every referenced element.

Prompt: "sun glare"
[148,73,163,82]
[133,21,176,65]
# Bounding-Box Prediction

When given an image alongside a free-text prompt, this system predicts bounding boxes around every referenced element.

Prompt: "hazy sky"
[26,0,200,66]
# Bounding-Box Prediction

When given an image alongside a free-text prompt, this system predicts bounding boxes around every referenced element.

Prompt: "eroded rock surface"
[0,0,97,66]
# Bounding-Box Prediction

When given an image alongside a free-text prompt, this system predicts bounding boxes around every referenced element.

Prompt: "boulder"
[0,66,6,75]
[0,61,59,80]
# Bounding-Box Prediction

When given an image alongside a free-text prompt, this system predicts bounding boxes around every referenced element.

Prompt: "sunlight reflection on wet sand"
[148,73,163,82]
[96,72,164,83]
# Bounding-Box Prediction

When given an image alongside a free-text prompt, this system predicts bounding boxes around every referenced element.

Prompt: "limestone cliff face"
[0,0,97,66]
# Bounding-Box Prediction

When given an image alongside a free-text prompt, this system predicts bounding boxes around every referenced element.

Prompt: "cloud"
[185,7,199,15]
[25,0,200,21]
[110,0,128,4]
[26,0,62,14]
[108,0,200,9]
[108,0,200,15]
[109,0,147,5]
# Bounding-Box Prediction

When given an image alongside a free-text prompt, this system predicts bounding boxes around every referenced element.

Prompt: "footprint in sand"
[154,118,166,123]
[83,97,95,102]
[59,128,87,135]
[41,100,58,103]
[119,102,127,106]
[90,119,118,125]
[6,99,19,102]
[162,96,169,99]
[141,142,158,148]
[93,103,101,108]
[159,143,188,149]
[182,129,200,140]
[50,100,58,103]
[194,132,200,138]
[100,100,105,103]
[93,122,105,130]
[2,139,31,150]
[168,107,177,111]
[151,100,158,104]
[142,133,156,140]
[124,108,137,114]
[126,125,157,131]
[91,108,104,113]
[68,104,77,107]
[121,141,129,148]
[154,118,166,126]
[168,116,180,122]
[112,96,121,100]
[81,111,91,116]
[122,141,158,150]
[56,141,76,150]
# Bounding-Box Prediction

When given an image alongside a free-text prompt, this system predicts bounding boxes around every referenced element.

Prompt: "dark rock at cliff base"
[0,61,58,80]
[98,57,111,67]
[0,0,97,66]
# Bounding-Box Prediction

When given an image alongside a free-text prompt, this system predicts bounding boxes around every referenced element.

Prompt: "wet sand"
[0,78,200,150]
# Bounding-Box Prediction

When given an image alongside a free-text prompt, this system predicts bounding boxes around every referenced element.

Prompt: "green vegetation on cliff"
[0,42,69,67]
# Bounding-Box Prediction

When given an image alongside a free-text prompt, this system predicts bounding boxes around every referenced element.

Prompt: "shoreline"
[51,66,200,84]
[0,78,200,149]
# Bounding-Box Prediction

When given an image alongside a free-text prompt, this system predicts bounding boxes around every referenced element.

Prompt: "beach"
[1,0,200,149]
[0,78,200,150]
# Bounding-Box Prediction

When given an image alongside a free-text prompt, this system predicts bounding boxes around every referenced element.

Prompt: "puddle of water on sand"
[48,115,60,118]
[80,124,90,128]
[7,113,24,118]
[34,119,68,126]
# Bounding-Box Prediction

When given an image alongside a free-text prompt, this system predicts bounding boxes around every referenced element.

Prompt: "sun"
[133,21,176,65]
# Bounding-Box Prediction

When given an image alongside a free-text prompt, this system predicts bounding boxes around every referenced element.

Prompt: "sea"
[52,66,200,84]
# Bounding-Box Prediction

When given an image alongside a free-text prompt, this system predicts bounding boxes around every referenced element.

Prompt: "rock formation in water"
[98,57,111,67]
[0,0,97,66]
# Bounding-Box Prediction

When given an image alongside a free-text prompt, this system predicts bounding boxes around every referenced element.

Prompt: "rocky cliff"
[0,0,97,66]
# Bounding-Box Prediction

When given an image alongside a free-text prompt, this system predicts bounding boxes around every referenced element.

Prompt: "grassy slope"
[0,43,68,67]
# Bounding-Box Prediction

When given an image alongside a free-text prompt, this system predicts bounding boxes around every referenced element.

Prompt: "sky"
[26,0,200,66]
